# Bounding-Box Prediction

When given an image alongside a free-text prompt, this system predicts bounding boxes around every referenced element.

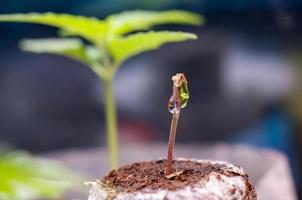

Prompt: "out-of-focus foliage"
[20,38,101,66]
[0,13,106,43]
[106,10,203,35]
[0,10,202,79]
[108,31,197,64]
[0,151,77,200]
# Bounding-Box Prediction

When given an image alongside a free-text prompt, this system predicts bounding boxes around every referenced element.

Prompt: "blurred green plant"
[0,151,81,200]
[0,10,203,169]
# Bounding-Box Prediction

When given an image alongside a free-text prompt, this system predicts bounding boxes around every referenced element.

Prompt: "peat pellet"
[87,158,257,200]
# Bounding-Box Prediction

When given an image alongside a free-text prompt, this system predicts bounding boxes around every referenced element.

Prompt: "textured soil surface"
[102,159,255,194]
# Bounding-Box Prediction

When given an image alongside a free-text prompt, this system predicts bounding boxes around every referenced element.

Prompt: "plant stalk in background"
[0,10,202,169]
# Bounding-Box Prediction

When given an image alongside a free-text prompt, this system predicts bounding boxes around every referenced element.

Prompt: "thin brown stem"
[165,73,188,176]
[166,111,180,175]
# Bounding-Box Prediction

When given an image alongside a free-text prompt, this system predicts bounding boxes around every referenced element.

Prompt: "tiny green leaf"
[0,13,107,43]
[180,80,189,108]
[108,31,197,64]
[106,10,203,35]
[20,38,102,65]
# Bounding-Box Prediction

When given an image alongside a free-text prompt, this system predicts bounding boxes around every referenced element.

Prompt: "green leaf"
[20,38,102,65]
[180,80,189,109]
[107,31,197,64]
[0,151,81,200]
[0,13,107,43]
[106,10,204,35]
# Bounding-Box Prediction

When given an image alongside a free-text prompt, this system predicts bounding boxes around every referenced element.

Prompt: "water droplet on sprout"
[168,100,180,114]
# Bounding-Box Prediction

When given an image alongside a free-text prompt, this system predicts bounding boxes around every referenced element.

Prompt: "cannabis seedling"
[0,11,202,169]
[166,73,189,175]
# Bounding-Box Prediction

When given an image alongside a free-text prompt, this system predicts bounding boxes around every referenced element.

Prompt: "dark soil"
[102,159,252,194]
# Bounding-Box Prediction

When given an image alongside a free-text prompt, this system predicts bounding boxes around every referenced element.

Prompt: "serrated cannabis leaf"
[0,13,107,43]
[106,10,203,35]
[0,10,202,68]
[20,38,101,65]
[108,31,197,64]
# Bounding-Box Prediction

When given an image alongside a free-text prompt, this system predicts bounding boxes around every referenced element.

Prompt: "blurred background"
[0,0,302,198]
